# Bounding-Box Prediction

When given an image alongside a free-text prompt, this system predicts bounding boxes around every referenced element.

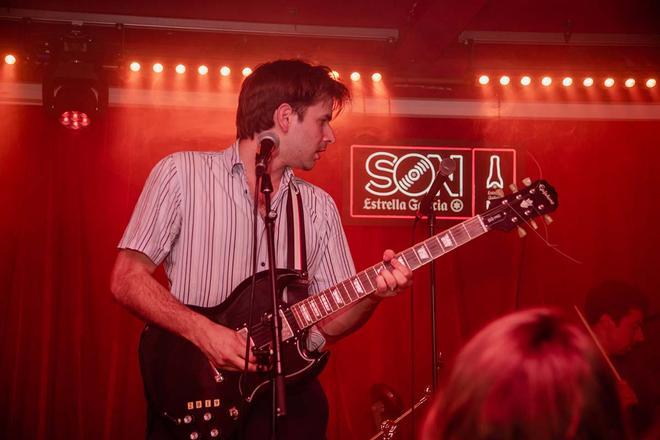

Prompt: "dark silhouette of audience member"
[584,280,648,357]
[421,309,628,440]
[584,280,657,438]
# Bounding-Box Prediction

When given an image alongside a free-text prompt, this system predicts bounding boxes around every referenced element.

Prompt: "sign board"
[350,145,517,220]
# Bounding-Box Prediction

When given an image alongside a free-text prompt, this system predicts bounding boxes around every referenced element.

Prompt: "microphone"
[255,131,280,177]
[416,158,457,219]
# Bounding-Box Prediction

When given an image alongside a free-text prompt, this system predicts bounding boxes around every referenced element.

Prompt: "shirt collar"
[224,139,296,188]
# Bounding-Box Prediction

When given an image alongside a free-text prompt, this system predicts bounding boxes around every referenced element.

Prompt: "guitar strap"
[285,179,309,304]
[286,178,308,274]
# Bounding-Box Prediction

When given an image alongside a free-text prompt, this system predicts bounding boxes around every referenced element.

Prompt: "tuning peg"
[517,226,527,238]
[529,219,538,230]
[522,177,532,187]
[543,215,553,225]
[509,183,518,192]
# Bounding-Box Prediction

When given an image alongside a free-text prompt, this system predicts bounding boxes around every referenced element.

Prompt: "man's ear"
[274,103,294,133]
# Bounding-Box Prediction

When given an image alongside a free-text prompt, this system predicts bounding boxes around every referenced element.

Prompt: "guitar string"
[507,203,583,265]
[287,201,523,329]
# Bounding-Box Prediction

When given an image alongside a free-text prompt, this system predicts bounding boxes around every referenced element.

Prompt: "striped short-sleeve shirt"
[118,142,356,308]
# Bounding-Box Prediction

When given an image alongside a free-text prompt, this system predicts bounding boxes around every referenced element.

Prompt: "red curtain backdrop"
[1,104,658,439]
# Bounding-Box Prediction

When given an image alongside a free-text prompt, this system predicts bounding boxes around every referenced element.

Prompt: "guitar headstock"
[481,179,558,234]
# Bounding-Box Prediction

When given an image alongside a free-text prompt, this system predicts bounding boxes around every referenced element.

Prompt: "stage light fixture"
[242,67,252,77]
[175,64,186,74]
[330,70,340,80]
[478,75,489,85]
[541,76,552,86]
[129,62,141,72]
[153,63,164,73]
[583,77,594,87]
[646,78,656,88]
[499,75,510,85]
[4,54,17,65]
[350,72,361,82]
[220,66,231,76]
[59,110,90,130]
[371,72,382,82]
[624,78,635,88]
[562,77,573,87]
[198,65,208,75]
[42,31,108,129]
[604,78,615,88]
[520,76,531,86]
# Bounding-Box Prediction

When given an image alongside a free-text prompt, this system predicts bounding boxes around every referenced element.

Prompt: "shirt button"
[260,262,266,267]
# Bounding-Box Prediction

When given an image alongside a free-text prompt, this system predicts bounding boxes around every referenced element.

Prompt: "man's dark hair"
[585,280,649,325]
[236,59,350,140]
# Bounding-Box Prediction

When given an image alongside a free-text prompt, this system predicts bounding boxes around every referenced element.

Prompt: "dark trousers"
[146,378,328,440]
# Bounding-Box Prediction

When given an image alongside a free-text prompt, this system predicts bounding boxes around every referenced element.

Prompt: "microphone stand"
[259,171,287,439]
[417,204,439,391]
[415,158,455,392]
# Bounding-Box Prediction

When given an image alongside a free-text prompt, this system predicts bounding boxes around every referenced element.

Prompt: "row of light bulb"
[478,74,657,89]
[4,54,384,82]
[130,61,251,77]
[128,61,383,82]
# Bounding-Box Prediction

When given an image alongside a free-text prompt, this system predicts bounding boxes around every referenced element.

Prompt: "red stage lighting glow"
[153,63,164,73]
[198,65,209,75]
[175,64,186,74]
[220,66,231,76]
[604,78,615,88]
[242,67,252,77]
[478,75,489,85]
[624,78,635,88]
[541,76,552,86]
[520,76,531,86]
[499,75,510,86]
[59,111,91,130]
[350,72,361,82]
[129,62,141,72]
[562,77,573,87]
[583,77,594,87]
[4,54,17,65]
[371,72,382,82]
[646,78,656,88]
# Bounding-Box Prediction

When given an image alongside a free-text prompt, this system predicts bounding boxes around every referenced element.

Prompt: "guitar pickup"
[251,347,272,372]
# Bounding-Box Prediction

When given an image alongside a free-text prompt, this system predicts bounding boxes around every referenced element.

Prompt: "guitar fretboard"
[289,215,488,331]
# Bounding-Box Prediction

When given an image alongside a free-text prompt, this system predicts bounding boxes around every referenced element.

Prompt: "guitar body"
[139,269,329,440]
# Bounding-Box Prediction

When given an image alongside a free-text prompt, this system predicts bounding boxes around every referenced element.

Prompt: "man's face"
[280,100,336,171]
[605,308,644,355]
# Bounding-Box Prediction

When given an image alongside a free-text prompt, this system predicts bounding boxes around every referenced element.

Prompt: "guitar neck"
[290,215,489,330]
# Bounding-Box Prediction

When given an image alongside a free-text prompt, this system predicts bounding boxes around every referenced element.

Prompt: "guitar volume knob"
[203,412,212,421]
[229,407,240,419]
[183,415,193,424]
[189,432,199,440]
[210,428,220,438]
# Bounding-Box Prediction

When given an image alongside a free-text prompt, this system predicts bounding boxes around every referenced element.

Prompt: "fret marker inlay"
[440,233,454,248]
[415,245,430,260]
[300,305,312,323]
[352,278,364,294]
[320,295,332,313]
[331,288,343,305]
[309,301,321,318]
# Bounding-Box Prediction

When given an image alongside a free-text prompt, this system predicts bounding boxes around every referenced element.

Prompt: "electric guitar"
[139,178,558,439]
